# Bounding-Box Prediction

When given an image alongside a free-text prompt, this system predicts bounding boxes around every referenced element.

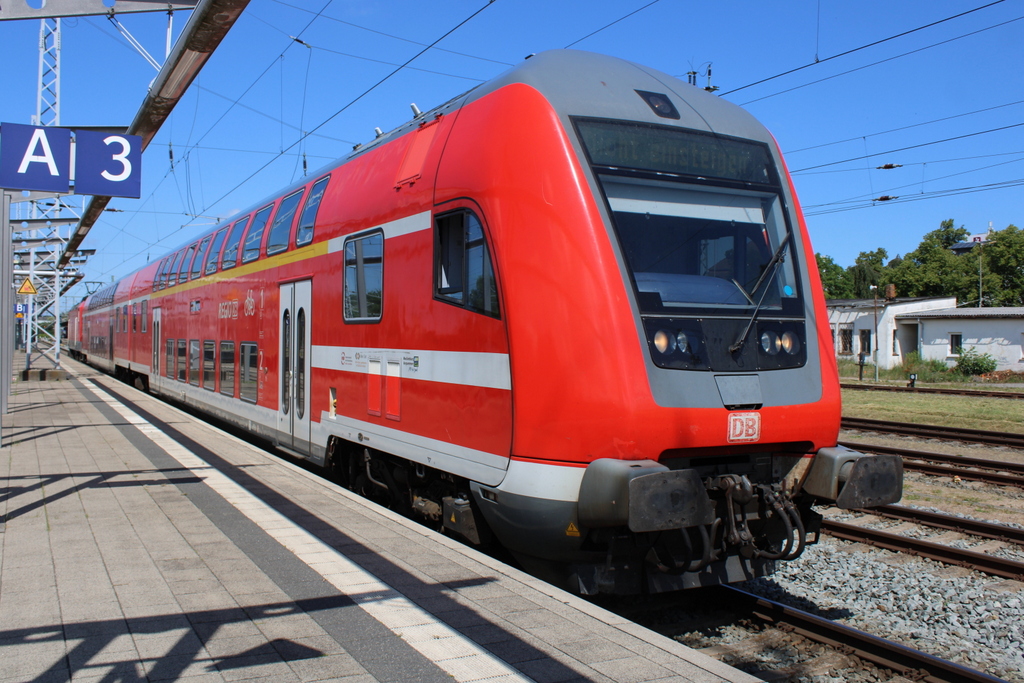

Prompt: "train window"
[123,305,129,332]
[177,244,197,285]
[343,231,383,322]
[239,342,258,403]
[281,309,291,414]
[242,205,274,264]
[153,258,168,291]
[295,175,330,247]
[266,189,304,256]
[166,339,174,378]
[190,235,213,280]
[220,341,235,396]
[141,301,148,333]
[177,340,187,382]
[166,250,185,288]
[132,303,137,333]
[434,210,499,318]
[189,340,200,386]
[204,227,228,275]
[221,217,249,271]
[203,341,216,390]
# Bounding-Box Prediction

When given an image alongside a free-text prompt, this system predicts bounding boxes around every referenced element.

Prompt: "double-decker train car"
[69,50,902,595]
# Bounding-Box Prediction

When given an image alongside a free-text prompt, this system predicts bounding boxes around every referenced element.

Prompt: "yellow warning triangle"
[17,278,37,295]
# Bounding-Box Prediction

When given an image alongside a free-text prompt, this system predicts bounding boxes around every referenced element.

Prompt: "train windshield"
[575,120,801,316]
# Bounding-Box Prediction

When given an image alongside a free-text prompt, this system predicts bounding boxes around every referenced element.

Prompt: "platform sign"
[0,123,142,198]
[14,303,25,318]
[0,122,71,192]
[74,129,142,198]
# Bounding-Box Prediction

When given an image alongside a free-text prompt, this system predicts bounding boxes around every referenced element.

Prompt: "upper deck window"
[295,175,330,247]
[177,244,198,284]
[190,235,213,280]
[166,249,185,288]
[204,227,228,275]
[242,205,274,264]
[266,189,305,256]
[221,216,250,271]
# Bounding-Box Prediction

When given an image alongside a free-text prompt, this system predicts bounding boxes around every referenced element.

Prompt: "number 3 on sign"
[101,136,132,182]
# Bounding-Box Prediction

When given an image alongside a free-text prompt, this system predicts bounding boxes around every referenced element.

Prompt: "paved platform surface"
[0,359,760,683]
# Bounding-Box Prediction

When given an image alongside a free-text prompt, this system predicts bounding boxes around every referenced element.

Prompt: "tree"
[815,253,855,299]
[982,224,1024,306]
[850,248,888,298]
[887,219,977,302]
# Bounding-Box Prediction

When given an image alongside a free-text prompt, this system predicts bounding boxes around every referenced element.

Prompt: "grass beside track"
[841,389,1024,435]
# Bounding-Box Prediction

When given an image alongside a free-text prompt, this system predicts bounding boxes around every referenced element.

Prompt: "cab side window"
[434,210,499,318]
[343,231,383,322]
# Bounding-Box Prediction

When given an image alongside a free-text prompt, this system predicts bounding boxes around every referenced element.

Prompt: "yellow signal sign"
[17,278,37,295]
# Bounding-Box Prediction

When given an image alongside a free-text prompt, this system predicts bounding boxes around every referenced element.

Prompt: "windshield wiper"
[728,232,792,354]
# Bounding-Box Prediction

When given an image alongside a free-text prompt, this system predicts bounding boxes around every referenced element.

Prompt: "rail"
[840,417,1024,448]
[839,440,1024,488]
[841,383,1024,400]
[721,586,1009,683]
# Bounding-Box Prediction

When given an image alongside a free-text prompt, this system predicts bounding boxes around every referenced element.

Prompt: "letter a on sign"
[18,278,38,295]
[0,122,71,192]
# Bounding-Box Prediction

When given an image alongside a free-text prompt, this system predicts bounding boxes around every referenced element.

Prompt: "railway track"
[839,440,1024,488]
[841,383,1024,400]
[840,416,1024,448]
[720,586,1010,683]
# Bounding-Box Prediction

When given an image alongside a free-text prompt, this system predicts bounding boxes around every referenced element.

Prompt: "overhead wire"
[564,0,663,48]
[720,0,1007,96]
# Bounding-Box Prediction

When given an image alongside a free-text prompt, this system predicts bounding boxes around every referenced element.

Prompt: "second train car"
[68,50,902,595]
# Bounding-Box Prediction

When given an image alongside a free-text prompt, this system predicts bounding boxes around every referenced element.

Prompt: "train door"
[151,308,161,376]
[277,280,311,452]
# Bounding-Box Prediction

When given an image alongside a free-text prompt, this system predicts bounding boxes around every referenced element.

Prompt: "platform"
[0,358,758,683]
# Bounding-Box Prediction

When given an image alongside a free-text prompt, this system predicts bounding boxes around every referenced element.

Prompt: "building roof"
[895,307,1024,320]
[826,296,952,310]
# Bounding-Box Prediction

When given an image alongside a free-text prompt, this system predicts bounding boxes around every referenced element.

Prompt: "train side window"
[266,189,304,256]
[220,341,235,396]
[221,217,249,271]
[166,339,174,379]
[141,301,148,332]
[434,210,500,318]
[239,342,258,403]
[132,303,137,332]
[295,175,330,247]
[189,340,200,386]
[190,235,213,280]
[166,250,185,288]
[177,244,197,285]
[204,227,228,275]
[343,231,383,322]
[123,305,129,332]
[177,340,187,382]
[242,205,274,264]
[203,340,216,390]
[153,258,168,291]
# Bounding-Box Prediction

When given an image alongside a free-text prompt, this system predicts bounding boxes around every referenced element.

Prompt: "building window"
[434,210,499,318]
[839,325,853,355]
[239,342,258,403]
[859,329,872,355]
[343,231,383,321]
[950,333,963,356]
[189,340,200,386]
[892,329,898,354]
[203,341,216,390]
[220,341,235,396]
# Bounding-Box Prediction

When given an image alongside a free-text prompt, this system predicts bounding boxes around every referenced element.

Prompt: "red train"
[67,50,901,594]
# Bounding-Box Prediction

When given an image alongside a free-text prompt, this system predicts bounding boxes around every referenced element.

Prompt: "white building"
[826,297,956,369]
[894,307,1024,370]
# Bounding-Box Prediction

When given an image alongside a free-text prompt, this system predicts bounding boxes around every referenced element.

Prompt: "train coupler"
[802,446,904,509]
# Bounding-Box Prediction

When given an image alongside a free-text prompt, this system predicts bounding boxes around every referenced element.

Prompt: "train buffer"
[0,358,757,683]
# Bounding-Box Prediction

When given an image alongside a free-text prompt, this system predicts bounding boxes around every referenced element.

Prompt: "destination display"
[575,118,775,186]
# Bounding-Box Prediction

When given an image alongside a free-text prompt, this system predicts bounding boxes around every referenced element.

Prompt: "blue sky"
[1,0,1022,297]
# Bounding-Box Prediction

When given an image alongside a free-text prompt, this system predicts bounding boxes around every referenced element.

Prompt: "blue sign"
[0,122,71,192]
[74,130,142,198]
[0,123,142,198]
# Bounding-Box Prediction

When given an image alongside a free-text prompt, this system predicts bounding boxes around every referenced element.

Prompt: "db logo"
[728,412,761,443]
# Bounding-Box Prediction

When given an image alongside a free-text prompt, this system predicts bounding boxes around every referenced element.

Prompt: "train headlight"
[653,329,676,354]
[781,331,801,355]
[760,330,781,355]
[676,331,690,354]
